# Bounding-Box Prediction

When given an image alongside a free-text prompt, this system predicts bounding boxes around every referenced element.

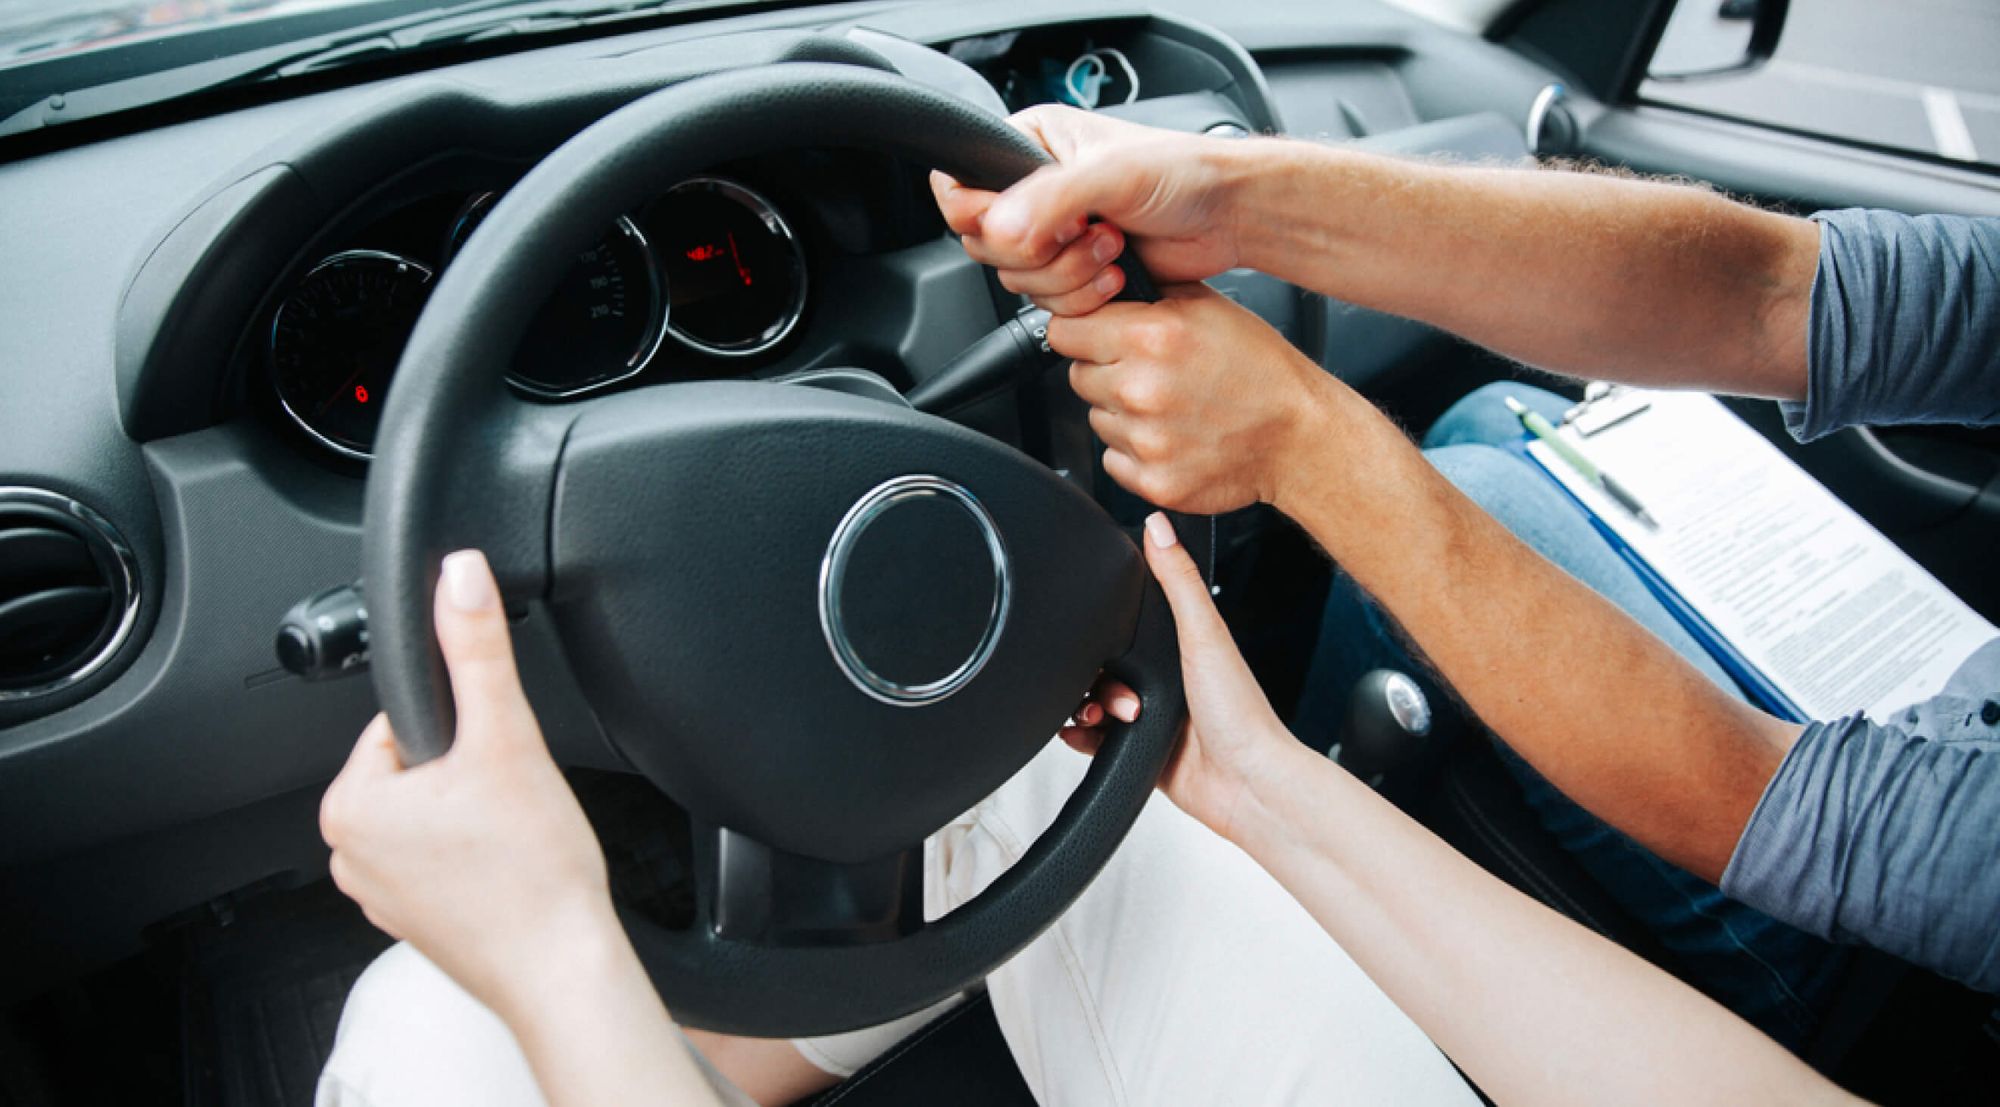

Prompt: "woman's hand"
[931,105,1249,315]
[1062,513,1295,840]
[320,549,617,1022]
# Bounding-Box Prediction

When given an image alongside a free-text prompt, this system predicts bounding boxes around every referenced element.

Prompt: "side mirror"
[1647,0,1789,81]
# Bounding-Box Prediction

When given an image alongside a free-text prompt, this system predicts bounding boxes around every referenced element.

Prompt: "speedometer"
[270,250,433,459]
[655,177,807,357]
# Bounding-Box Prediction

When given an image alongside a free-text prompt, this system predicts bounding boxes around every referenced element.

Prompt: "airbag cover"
[549,381,1141,862]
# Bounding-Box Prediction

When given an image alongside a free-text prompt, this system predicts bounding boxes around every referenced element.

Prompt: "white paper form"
[1526,390,1996,722]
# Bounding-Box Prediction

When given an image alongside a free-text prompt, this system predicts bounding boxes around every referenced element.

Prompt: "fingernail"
[1080,703,1103,725]
[1110,694,1141,722]
[1145,512,1177,549]
[1091,230,1119,264]
[985,197,1029,240]
[1094,267,1122,295]
[442,550,497,612]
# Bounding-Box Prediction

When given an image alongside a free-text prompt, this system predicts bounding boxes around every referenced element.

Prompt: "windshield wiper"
[0,0,759,140]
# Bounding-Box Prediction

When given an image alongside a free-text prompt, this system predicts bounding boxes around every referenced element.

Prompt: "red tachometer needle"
[727,231,752,288]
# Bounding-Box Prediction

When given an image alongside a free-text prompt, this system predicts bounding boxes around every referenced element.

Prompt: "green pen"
[1505,395,1659,529]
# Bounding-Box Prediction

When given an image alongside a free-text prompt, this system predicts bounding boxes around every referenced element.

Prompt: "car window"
[1640,0,2000,171]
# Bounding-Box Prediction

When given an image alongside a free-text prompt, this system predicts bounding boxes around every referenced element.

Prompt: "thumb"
[1141,513,1228,654]
[982,161,1142,264]
[335,712,404,785]
[321,713,402,846]
[433,549,532,742]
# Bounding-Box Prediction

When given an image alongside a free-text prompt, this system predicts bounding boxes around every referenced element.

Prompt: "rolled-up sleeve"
[1721,705,2000,992]
[1782,209,2000,442]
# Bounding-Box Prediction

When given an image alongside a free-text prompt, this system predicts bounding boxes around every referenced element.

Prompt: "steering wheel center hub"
[819,475,1009,707]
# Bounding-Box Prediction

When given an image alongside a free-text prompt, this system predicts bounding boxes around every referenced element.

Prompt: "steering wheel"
[361,62,1185,1038]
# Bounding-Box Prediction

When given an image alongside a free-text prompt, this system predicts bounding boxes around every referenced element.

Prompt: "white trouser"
[319,742,1477,1106]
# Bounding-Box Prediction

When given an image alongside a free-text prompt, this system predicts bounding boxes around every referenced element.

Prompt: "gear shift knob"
[1332,669,1433,786]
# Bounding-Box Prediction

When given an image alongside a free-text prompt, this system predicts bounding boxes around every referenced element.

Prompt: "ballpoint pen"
[1505,395,1659,529]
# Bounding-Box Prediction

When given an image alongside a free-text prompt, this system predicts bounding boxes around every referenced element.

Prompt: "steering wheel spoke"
[694,823,926,946]
[364,385,572,763]
[449,395,575,605]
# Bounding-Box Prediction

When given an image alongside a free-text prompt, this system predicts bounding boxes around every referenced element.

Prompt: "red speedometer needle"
[727,231,752,287]
[319,357,373,418]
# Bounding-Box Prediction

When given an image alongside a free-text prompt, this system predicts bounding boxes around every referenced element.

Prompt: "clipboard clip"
[1563,382,1652,438]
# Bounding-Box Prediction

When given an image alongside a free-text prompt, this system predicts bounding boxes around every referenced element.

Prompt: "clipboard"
[1510,387,1994,725]
[1500,435,1808,721]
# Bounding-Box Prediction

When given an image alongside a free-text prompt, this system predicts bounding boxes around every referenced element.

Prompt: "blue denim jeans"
[1294,381,1851,1050]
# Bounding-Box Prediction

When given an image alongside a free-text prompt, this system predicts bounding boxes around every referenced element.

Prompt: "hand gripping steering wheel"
[362,62,1185,1037]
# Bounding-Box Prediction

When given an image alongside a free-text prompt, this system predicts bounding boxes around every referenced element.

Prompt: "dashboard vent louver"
[0,488,138,700]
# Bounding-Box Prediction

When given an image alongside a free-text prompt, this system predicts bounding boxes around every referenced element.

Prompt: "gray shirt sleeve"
[1781,209,2000,442]
[1721,639,2000,992]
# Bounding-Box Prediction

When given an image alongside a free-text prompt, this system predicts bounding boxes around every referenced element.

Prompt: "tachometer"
[270,250,433,460]
[446,192,667,398]
[655,177,807,358]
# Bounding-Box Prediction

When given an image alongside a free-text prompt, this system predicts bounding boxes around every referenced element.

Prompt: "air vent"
[0,488,139,701]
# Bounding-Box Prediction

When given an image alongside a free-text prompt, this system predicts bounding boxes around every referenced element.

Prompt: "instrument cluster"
[268,175,808,460]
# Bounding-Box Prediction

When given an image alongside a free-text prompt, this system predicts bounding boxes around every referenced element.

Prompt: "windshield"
[0,0,449,69]
[0,0,784,139]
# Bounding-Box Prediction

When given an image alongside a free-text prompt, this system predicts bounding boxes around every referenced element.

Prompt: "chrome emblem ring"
[817,475,1010,707]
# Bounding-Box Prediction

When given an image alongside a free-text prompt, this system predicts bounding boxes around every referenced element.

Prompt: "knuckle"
[1060,244,1103,286]
[937,196,970,229]
[359,906,392,936]
[1167,553,1205,586]
[1129,425,1171,461]
[1150,471,1193,506]
[1021,238,1062,268]
[1114,374,1162,414]
[318,789,349,844]
[957,235,994,265]
[1136,316,1183,358]
[1010,104,1049,127]
[1043,289,1094,318]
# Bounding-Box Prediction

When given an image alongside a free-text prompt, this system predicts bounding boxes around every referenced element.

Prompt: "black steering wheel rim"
[361,61,1185,1036]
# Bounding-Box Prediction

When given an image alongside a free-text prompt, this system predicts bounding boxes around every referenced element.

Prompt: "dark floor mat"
[181,881,392,1107]
[181,769,693,1107]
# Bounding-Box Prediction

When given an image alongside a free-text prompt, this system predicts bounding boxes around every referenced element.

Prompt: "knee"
[336,942,466,1037]
[317,943,544,1107]
[1426,443,1541,512]
[1422,381,1569,451]
[1426,442,1603,562]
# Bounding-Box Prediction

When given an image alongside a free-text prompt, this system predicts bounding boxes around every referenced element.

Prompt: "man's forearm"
[1215,140,1819,400]
[1272,378,1799,881]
